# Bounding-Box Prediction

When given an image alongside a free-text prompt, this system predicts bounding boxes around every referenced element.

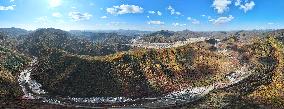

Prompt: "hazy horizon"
[1,26,281,33]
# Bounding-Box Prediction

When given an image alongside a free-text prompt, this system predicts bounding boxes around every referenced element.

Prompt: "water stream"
[18,58,252,108]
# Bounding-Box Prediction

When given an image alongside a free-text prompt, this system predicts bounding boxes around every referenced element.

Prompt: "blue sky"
[0,0,283,31]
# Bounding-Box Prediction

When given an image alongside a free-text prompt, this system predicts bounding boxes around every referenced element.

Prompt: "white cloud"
[106,8,116,14]
[52,12,62,17]
[234,0,256,13]
[191,19,200,24]
[172,23,186,27]
[172,23,179,26]
[90,3,94,6]
[147,16,150,18]
[68,11,92,21]
[101,16,108,19]
[212,0,232,14]
[209,15,234,25]
[268,22,274,25]
[168,5,182,15]
[235,0,241,6]
[10,0,15,2]
[208,16,212,20]
[175,12,181,15]
[157,11,162,16]
[148,11,162,16]
[168,6,173,10]
[187,17,192,20]
[49,0,61,8]
[239,1,255,13]
[187,17,200,25]
[106,4,143,15]
[0,5,16,10]
[148,11,155,14]
[201,14,206,17]
[147,20,164,25]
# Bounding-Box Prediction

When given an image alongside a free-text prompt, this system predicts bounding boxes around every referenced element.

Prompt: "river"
[17,58,252,108]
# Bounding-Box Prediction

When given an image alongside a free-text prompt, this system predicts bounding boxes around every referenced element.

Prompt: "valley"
[1,28,284,108]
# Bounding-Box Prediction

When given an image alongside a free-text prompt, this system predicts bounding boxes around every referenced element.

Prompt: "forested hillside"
[0,28,283,108]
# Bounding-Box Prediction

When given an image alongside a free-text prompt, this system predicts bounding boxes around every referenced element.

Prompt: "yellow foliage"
[247,37,284,107]
[0,70,16,83]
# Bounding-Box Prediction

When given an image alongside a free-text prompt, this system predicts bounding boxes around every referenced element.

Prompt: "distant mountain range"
[70,29,153,36]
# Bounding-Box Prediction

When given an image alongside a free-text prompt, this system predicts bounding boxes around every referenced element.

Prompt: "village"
[129,37,208,49]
